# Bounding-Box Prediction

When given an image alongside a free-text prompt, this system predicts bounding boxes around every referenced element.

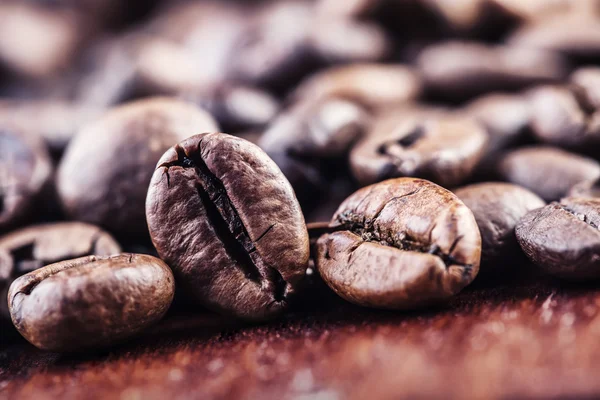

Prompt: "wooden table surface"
[2,274,600,400]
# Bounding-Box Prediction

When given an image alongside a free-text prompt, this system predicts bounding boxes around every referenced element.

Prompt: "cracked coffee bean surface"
[455,182,545,280]
[315,178,481,309]
[8,253,174,352]
[0,222,121,320]
[57,97,219,237]
[146,133,309,321]
[516,198,600,281]
[0,126,52,232]
[350,114,488,187]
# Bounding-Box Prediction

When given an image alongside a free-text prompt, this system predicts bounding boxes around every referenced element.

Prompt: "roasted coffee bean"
[568,177,600,199]
[57,97,219,237]
[146,133,309,321]
[417,41,566,100]
[260,97,369,160]
[528,85,600,151]
[455,182,545,279]
[314,178,481,309]
[0,99,101,154]
[259,97,368,211]
[226,1,318,92]
[0,125,52,232]
[0,2,85,78]
[516,197,600,281]
[464,93,532,154]
[291,63,421,110]
[8,253,174,351]
[509,14,600,59]
[498,146,600,202]
[350,114,487,187]
[181,84,280,133]
[0,222,120,320]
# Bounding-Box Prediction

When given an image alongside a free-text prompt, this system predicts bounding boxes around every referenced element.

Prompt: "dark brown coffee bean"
[146,133,309,321]
[57,98,219,237]
[0,222,120,320]
[497,146,600,202]
[568,177,600,199]
[0,3,85,78]
[181,84,280,133]
[464,93,532,154]
[528,85,600,150]
[417,41,566,100]
[454,182,545,279]
[509,14,600,58]
[315,178,481,309]
[350,114,488,187]
[516,197,600,281]
[260,97,369,160]
[8,253,174,351]
[291,63,422,110]
[0,125,52,232]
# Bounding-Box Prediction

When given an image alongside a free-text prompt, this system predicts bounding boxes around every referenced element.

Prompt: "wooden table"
[2,276,600,400]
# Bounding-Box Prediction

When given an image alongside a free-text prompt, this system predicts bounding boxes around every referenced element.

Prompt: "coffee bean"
[509,14,600,59]
[528,85,600,151]
[568,177,600,199]
[0,125,52,232]
[291,63,422,110]
[57,97,219,237]
[350,114,488,187]
[497,146,600,202]
[182,84,280,133]
[146,133,309,321]
[314,178,481,309]
[8,253,174,351]
[454,182,545,279]
[464,93,532,154]
[0,222,120,320]
[0,2,85,78]
[417,41,566,100]
[516,197,600,281]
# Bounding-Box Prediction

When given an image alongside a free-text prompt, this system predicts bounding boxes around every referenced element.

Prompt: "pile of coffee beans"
[1,0,600,352]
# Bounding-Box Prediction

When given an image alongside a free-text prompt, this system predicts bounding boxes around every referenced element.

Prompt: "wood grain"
[2,277,600,400]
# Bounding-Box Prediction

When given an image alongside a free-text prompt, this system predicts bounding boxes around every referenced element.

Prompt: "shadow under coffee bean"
[146,133,309,321]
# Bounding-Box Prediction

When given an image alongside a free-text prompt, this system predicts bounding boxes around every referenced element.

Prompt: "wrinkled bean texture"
[0,222,120,320]
[8,254,174,352]
[315,178,481,309]
[146,133,309,321]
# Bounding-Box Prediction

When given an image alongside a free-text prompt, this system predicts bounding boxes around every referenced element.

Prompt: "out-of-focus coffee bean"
[455,182,545,280]
[568,177,600,199]
[291,63,422,110]
[417,41,567,100]
[0,3,87,79]
[498,146,600,202]
[571,67,600,108]
[350,113,488,187]
[57,97,219,238]
[0,125,52,232]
